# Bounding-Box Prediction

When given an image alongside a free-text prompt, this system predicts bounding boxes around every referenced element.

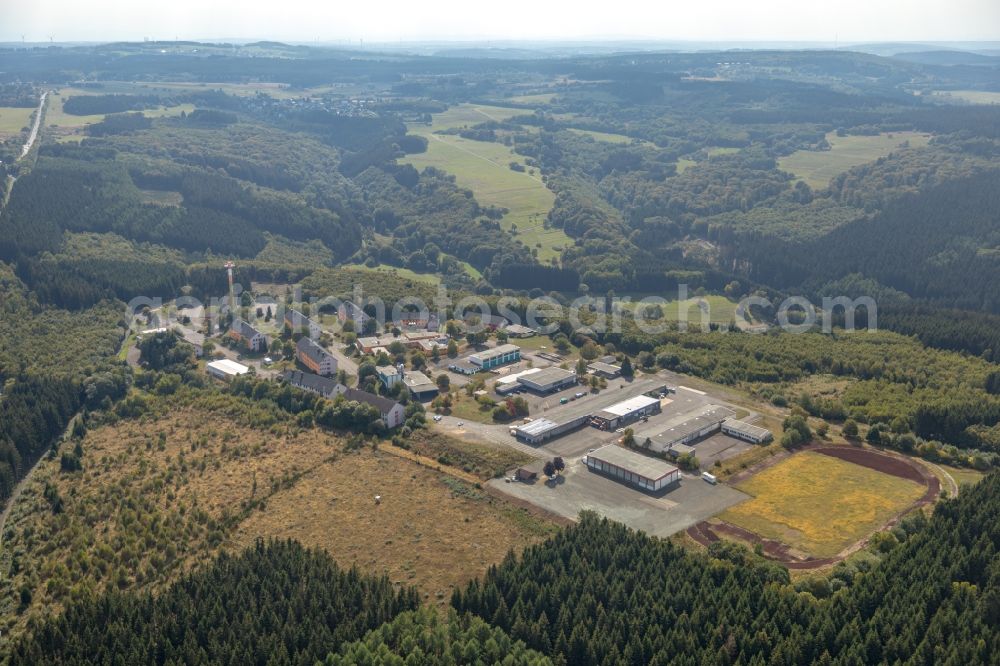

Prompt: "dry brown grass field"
[0,407,554,646]
[720,450,926,558]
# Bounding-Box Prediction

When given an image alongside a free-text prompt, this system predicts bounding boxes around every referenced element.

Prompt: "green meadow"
[779,131,932,189]
[404,104,571,263]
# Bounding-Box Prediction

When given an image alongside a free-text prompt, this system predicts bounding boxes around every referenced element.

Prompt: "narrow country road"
[19,90,48,160]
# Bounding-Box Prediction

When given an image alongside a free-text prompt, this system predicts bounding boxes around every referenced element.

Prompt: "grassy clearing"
[138,189,184,206]
[675,158,697,174]
[779,131,932,190]
[625,294,742,327]
[404,104,569,262]
[932,90,1000,105]
[567,128,635,144]
[404,134,566,261]
[445,393,498,425]
[721,451,925,558]
[0,406,553,643]
[937,463,986,489]
[0,106,34,136]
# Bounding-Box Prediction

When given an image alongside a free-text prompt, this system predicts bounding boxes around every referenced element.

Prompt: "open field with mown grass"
[0,106,34,136]
[779,131,932,189]
[404,104,570,262]
[0,406,553,644]
[720,450,926,558]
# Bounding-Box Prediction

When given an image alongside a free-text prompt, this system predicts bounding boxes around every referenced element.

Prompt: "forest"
[12,475,999,664]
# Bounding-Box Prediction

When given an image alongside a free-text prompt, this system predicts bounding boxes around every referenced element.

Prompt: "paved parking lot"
[691,433,754,470]
[490,457,750,538]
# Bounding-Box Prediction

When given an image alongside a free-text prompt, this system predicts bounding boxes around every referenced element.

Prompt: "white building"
[207,359,250,380]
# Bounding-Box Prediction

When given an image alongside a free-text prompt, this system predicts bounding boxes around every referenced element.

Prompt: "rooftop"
[516,418,560,437]
[599,394,660,418]
[296,336,332,364]
[586,445,679,481]
[402,371,437,392]
[496,367,542,386]
[208,359,249,376]
[647,405,736,452]
[233,318,263,340]
[281,369,341,394]
[588,361,622,373]
[722,418,772,439]
[520,366,577,387]
[472,343,521,360]
[342,387,399,413]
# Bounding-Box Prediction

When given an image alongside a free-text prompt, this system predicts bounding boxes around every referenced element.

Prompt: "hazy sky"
[2,0,998,43]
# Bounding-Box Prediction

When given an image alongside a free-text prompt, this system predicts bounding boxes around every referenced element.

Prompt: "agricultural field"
[720,450,926,558]
[404,104,571,262]
[779,131,932,189]
[0,106,34,137]
[0,405,554,643]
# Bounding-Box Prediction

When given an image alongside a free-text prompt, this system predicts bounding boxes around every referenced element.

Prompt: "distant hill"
[893,50,1000,66]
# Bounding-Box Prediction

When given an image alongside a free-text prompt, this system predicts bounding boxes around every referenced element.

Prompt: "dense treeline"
[11,539,421,665]
[323,609,552,666]
[0,148,363,264]
[62,93,165,115]
[85,112,153,136]
[495,264,579,291]
[355,166,534,275]
[736,170,1000,312]
[0,375,80,505]
[456,478,1000,664]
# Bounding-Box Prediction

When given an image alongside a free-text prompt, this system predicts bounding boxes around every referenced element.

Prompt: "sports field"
[404,104,570,262]
[721,450,926,558]
[779,131,932,189]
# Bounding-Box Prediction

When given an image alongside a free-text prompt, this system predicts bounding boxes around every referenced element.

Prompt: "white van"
[701,472,718,485]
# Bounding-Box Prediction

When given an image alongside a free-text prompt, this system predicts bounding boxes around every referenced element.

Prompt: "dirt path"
[688,444,942,570]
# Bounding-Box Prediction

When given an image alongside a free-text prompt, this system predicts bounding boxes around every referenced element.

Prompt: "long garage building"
[584,445,681,492]
[590,395,662,430]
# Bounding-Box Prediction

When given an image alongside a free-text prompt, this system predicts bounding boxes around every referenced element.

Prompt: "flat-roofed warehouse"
[647,405,736,454]
[721,418,773,444]
[517,366,578,394]
[590,395,662,430]
[495,368,541,395]
[584,445,680,492]
[514,416,590,445]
